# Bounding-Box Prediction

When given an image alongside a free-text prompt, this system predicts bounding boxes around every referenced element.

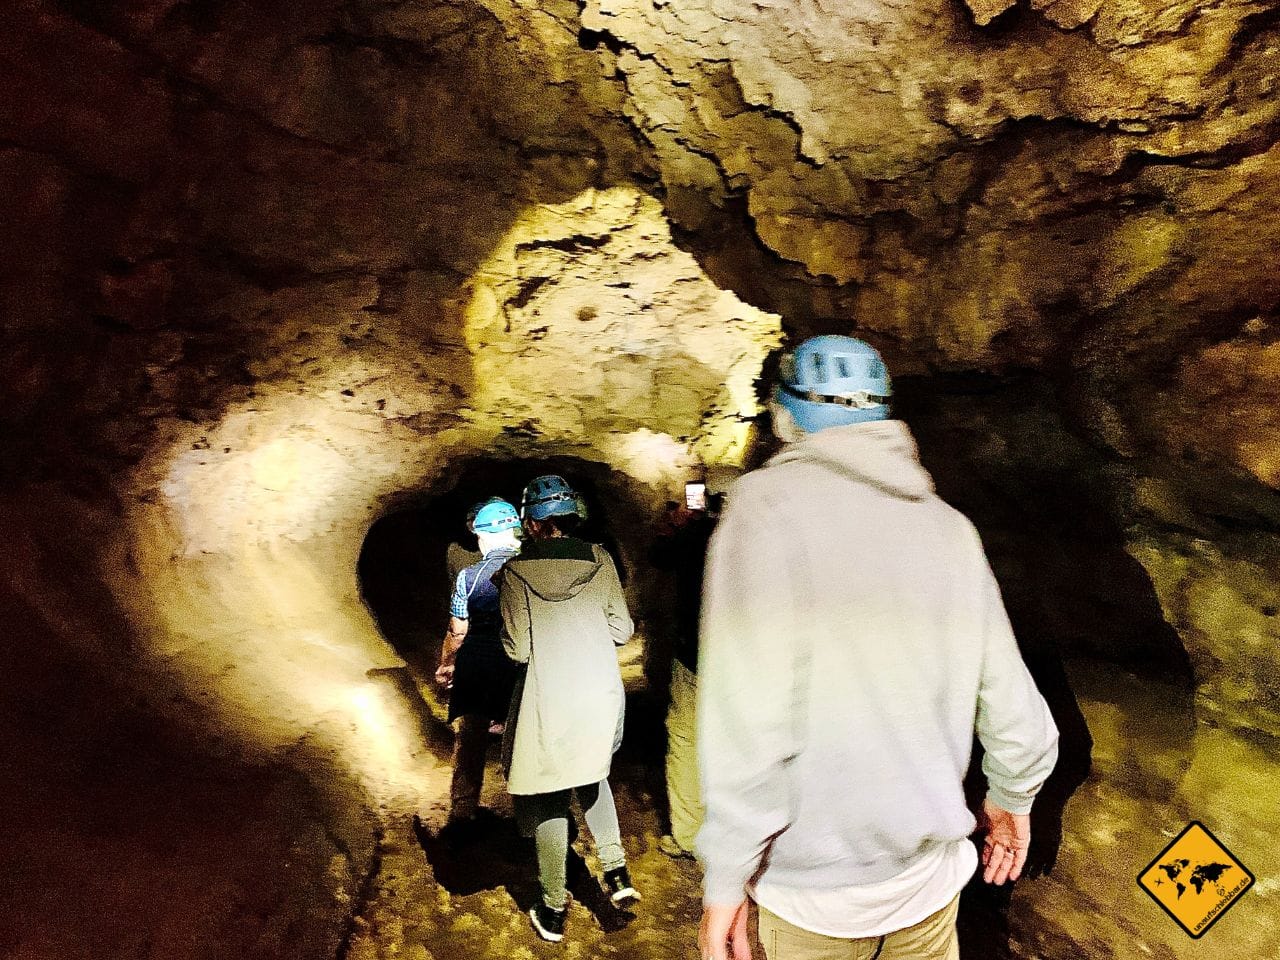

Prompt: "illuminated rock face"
[1,0,774,773]
[465,187,780,466]
[575,0,1280,370]
[1,1,1279,957]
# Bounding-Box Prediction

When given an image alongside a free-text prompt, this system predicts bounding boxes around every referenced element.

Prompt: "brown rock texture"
[2,0,1279,957]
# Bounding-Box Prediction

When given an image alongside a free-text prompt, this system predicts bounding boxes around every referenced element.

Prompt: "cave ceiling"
[2,0,1277,497]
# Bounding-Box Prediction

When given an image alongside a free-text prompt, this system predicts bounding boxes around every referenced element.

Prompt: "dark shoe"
[603,865,641,904]
[529,902,566,942]
[657,834,696,860]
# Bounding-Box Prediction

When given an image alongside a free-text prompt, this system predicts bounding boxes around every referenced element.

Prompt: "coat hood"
[769,419,935,501]
[502,550,605,602]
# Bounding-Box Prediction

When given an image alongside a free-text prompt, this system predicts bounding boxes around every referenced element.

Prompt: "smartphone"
[685,482,707,511]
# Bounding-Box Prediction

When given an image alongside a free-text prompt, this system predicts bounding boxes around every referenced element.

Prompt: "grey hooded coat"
[498,538,633,795]
[696,419,1059,904]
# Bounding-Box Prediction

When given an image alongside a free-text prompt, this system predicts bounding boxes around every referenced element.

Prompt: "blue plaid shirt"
[449,548,518,634]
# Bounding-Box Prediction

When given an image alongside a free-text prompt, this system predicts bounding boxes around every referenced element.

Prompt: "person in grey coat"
[698,337,1059,960]
[499,474,640,943]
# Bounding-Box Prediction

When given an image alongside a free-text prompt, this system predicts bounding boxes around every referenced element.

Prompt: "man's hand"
[699,901,751,960]
[436,617,468,690]
[434,662,454,689]
[979,797,1031,885]
[658,504,696,536]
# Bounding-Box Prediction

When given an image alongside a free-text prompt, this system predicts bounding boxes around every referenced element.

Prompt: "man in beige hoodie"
[697,336,1059,960]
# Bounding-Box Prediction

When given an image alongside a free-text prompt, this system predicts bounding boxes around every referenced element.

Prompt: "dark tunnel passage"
[357,454,679,768]
[360,455,660,678]
[357,455,682,926]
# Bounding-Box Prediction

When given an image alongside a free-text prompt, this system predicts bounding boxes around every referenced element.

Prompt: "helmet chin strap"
[767,398,806,444]
[778,381,890,409]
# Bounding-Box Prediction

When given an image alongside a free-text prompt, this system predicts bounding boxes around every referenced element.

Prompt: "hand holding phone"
[685,482,707,512]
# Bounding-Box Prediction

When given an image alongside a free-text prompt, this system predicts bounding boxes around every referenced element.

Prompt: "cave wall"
[0,5,773,957]
[6,0,1273,751]
[2,4,778,952]
[562,0,1280,731]
[2,0,780,764]
[2,0,1279,957]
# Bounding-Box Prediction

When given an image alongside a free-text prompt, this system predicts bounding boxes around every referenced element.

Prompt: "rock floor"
[339,701,1047,960]
[343,771,704,960]
[339,666,1279,960]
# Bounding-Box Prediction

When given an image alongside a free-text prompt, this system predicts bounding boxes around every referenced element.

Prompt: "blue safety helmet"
[774,335,892,433]
[521,475,581,522]
[469,497,521,534]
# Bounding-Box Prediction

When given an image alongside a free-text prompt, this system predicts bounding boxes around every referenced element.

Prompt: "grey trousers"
[513,779,627,910]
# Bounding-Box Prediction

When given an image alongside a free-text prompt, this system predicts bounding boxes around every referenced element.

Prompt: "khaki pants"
[665,660,703,850]
[758,894,960,960]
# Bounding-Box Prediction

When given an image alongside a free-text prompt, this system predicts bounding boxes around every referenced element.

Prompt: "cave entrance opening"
[357,454,673,754]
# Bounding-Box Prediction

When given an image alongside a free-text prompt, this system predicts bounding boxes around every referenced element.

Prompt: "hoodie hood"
[769,419,935,501]
[502,541,605,602]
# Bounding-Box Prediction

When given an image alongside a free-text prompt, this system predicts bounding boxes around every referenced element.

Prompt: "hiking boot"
[603,865,641,904]
[657,834,696,860]
[529,902,566,942]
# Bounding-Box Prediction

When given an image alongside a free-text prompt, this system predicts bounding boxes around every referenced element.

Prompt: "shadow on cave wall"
[894,373,1197,959]
[896,374,1195,684]
[0,501,378,960]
